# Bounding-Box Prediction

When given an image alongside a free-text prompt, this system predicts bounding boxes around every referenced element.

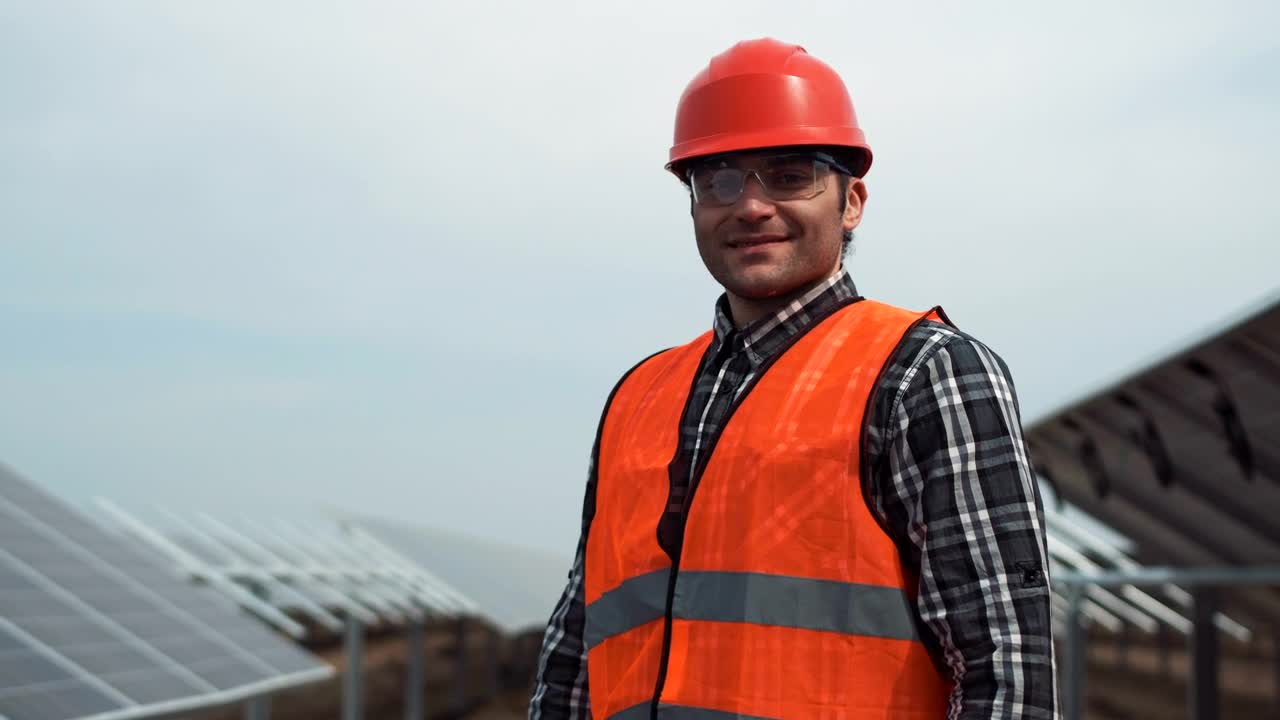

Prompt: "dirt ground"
[183,620,1276,720]
[463,690,529,720]
[189,619,538,720]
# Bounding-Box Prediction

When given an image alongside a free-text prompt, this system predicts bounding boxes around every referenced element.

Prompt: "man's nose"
[732,173,776,222]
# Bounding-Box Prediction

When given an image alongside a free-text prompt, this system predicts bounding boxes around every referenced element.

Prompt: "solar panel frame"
[0,466,332,720]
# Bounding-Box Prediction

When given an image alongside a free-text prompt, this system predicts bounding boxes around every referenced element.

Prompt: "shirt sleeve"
[870,327,1059,719]
[528,460,595,720]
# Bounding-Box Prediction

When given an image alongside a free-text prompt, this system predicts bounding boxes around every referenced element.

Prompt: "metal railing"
[1055,566,1280,720]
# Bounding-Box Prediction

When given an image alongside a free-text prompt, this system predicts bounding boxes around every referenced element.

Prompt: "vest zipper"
[648,295,864,719]
[650,548,681,719]
[650,381,748,718]
[650,373,721,718]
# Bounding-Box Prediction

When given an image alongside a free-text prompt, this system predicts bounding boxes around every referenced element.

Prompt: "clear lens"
[689,156,832,207]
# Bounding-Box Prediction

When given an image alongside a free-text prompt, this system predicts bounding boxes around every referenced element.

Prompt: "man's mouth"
[727,234,788,249]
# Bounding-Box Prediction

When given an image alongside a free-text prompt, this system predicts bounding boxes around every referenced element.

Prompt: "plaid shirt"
[529,270,1058,720]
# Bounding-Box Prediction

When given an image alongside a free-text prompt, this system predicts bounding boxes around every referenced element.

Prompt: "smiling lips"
[727,234,788,249]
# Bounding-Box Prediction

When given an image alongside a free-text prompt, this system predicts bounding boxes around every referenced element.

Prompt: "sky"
[1,1,1278,563]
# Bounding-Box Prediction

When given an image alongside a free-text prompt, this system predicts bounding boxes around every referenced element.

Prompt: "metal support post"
[1189,588,1219,720]
[1116,622,1129,671]
[1158,623,1172,678]
[1064,584,1087,720]
[489,628,501,697]
[1273,626,1280,714]
[405,620,425,720]
[344,619,365,720]
[244,696,271,720]
[454,618,468,714]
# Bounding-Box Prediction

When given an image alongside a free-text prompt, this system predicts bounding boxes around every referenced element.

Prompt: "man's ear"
[844,178,868,232]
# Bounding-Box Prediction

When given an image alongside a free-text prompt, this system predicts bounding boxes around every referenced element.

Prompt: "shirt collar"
[711,268,860,365]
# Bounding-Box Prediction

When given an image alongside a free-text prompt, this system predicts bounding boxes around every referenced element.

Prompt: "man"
[530,38,1057,719]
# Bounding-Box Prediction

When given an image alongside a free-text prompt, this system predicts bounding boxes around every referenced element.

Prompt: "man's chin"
[725,276,798,301]
[722,266,836,303]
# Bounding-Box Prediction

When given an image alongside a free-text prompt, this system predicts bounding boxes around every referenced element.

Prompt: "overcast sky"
[2,1,1277,562]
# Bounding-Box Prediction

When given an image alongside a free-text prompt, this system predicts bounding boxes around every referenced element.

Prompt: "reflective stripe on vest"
[587,569,918,649]
[586,299,952,720]
[611,702,785,720]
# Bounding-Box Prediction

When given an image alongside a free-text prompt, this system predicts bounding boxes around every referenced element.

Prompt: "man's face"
[689,149,865,305]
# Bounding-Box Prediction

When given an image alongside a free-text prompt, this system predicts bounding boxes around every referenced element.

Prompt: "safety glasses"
[687,152,851,208]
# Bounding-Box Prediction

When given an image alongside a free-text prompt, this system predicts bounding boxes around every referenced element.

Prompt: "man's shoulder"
[864,317,1018,445]
[887,318,1015,395]
[608,330,714,387]
[627,330,715,368]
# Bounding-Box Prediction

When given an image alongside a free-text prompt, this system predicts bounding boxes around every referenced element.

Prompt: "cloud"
[0,1,1276,552]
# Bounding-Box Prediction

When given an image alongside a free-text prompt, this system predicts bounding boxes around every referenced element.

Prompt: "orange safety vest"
[585,298,953,720]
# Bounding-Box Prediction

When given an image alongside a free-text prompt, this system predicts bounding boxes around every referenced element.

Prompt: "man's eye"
[772,172,810,188]
[709,171,741,189]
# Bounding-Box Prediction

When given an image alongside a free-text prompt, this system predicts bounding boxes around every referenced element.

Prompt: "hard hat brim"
[667,128,872,180]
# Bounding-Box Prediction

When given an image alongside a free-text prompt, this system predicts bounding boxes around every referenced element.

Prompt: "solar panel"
[0,465,333,720]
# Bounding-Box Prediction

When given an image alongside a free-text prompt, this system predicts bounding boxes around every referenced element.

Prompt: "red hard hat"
[667,38,872,179]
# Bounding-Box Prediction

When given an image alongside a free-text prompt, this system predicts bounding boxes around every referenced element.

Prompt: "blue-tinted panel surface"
[0,639,75,691]
[0,464,330,720]
[0,623,124,720]
[0,681,124,720]
[258,645,329,675]
[99,667,211,705]
[185,657,271,692]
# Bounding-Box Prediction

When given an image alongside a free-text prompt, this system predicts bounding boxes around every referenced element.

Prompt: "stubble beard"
[700,235,842,303]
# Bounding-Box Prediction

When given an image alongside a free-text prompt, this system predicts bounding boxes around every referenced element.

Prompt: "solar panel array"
[0,465,332,720]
